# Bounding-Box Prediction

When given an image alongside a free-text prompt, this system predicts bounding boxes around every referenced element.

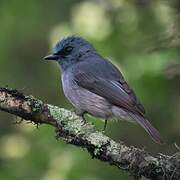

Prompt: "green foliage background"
[0,0,180,179]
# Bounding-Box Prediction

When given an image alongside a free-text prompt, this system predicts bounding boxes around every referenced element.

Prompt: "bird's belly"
[62,72,112,118]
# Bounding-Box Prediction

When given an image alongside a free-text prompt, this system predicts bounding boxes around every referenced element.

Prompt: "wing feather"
[74,63,145,116]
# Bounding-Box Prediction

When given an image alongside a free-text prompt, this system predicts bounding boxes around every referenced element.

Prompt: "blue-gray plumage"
[44,36,163,144]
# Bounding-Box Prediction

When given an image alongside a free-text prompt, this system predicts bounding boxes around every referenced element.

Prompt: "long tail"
[128,112,164,144]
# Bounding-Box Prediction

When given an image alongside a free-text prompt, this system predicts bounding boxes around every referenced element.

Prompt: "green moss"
[47,104,96,135]
[47,104,64,120]
[88,132,109,146]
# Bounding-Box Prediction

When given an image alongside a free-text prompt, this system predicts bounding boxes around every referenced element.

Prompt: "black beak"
[44,54,59,61]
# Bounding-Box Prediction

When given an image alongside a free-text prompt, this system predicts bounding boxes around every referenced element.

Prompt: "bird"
[44,36,163,144]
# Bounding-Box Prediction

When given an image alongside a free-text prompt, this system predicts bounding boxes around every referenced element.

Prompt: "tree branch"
[0,87,180,180]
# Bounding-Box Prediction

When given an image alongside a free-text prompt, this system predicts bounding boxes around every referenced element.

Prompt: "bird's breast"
[61,70,112,118]
[61,70,76,101]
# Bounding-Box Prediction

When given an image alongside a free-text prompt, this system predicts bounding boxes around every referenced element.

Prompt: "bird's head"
[44,36,95,70]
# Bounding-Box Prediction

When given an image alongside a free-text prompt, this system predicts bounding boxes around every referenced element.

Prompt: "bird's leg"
[81,112,86,122]
[80,112,87,125]
[75,110,87,123]
[103,119,108,132]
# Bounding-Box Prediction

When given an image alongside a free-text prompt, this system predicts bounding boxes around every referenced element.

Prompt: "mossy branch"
[0,87,180,180]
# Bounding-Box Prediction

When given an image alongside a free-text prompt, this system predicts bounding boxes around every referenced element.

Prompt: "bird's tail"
[128,112,164,144]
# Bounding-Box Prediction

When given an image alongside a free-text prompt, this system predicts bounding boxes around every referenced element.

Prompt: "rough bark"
[0,87,180,180]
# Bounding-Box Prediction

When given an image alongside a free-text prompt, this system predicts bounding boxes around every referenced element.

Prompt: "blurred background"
[0,0,180,179]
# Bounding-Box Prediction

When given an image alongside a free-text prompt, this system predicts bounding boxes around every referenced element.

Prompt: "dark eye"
[55,46,73,56]
[64,46,73,54]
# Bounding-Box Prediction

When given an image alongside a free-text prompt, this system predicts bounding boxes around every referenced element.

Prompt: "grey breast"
[61,68,112,119]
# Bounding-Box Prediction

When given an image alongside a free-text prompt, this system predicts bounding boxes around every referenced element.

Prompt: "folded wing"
[73,60,145,117]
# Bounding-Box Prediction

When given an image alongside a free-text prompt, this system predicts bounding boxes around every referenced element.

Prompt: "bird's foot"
[75,110,87,124]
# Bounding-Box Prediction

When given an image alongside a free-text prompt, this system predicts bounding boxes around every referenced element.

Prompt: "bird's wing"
[73,59,145,116]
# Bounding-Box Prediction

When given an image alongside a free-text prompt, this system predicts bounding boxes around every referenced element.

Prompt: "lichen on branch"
[0,87,180,180]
